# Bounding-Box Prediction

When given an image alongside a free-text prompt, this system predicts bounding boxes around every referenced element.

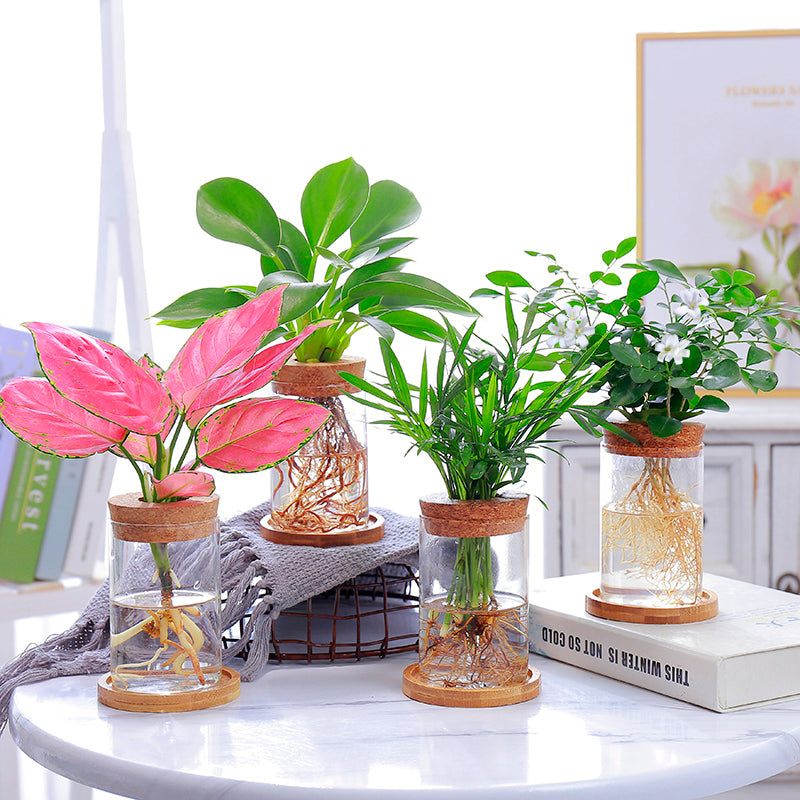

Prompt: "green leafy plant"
[342,262,624,687]
[155,158,473,362]
[533,243,798,437]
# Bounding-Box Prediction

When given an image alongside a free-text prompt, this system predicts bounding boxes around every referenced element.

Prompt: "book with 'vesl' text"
[529,572,800,712]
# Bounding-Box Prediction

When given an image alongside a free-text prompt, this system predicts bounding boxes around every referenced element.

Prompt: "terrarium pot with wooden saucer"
[581,255,800,625]
[0,289,329,712]
[346,267,614,707]
[153,157,473,547]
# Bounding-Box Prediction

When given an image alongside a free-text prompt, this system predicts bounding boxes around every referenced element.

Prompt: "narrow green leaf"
[788,244,800,280]
[276,219,313,279]
[639,258,685,282]
[347,273,476,315]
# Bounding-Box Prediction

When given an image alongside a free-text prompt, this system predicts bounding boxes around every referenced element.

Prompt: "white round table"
[9,653,800,800]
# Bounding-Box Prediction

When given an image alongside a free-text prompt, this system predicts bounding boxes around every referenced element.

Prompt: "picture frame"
[637,29,800,392]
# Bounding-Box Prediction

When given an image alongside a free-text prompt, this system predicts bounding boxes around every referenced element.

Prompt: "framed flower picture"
[637,29,800,391]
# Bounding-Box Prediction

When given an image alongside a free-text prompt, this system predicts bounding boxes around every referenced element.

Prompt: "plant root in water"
[419,600,529,688]
[271,396,367,533]
[602,456,702,605]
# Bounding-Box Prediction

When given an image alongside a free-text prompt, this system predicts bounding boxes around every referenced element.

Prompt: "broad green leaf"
[630,366,656,383]
[732,268,756,286]
[339,259,407,305]
[197,178,281,257]
[600,273,622,286]
[744,369,778,392]
[609,341,641,367]
[347,273,476,315]
[647,415,682,438]
[711,268,733,285]
[702,359,740,390]
[486,270,532,288]
[727,284,756,306]
[668,376,695,388]
[470,288,503,299]
[256,277,330,325]
[602,250,615,265]
[350,180,421,248]
[746,345,773,366]
[349,236,416,262]
[301,158,369,249]
[276,219,312,279]
[519,353,557,371]
[615,236,637,258]
[626,269,659,301]
[639,258,685,282]
[360,315,395,342]
[153,287,251,325]
[376,310,446,342]
[693,394,729,412]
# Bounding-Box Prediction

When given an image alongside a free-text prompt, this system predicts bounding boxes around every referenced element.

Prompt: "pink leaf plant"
[0,286,331,503]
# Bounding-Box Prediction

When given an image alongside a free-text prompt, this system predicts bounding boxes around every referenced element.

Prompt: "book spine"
[0,326,38,511]
[35,457,86,581]
[0,444,62,583]
[529,603,723,711]
[62,453,116,578]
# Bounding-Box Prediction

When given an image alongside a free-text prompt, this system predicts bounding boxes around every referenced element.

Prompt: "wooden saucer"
[402,663,540,707]
[97,666,241,712]
[260,513,385,547]
[585,588,718,624]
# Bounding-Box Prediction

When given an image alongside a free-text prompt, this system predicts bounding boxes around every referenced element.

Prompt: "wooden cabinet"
[542,397,800,589]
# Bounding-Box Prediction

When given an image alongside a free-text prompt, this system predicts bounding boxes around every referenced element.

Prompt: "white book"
[529,572,800,712]
[62,453,116,578]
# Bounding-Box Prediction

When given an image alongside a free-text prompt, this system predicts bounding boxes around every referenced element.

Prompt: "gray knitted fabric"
[0,502,418,733]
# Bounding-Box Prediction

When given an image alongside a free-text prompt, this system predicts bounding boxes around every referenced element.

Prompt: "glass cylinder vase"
[269,356,369,534]
[417,492,530,690]
[107,492,222,695]
[600,422,704,607]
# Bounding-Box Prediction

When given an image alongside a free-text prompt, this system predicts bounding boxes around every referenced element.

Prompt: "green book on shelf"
[0,442,62,583]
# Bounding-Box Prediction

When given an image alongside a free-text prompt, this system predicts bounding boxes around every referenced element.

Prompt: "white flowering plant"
[530,242,796,437]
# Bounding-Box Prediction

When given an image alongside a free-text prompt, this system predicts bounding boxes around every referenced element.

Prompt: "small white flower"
[676,287,708,322]
[655,333,691,365]
[546,315,576,348]
[569,317,596,348]
[563,304,584,322]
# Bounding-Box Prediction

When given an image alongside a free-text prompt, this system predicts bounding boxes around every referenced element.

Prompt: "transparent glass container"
[600,423,704,607]
[108,493,222,694]
[270,357,369,534]
[418,492,529,689]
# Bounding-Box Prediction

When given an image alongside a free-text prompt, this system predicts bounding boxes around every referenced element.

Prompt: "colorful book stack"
[0,325,114,584]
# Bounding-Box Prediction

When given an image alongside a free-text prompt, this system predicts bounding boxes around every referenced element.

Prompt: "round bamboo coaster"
[402,663,540,707]
[97,666,241,712]
[585,589,718,624]
[260,512,385,547]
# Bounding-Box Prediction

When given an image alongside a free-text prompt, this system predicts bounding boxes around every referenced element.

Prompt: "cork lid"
[419,492,529,537]
[108,493,219,542]
[603,422,704,458]
[272,356,366,397]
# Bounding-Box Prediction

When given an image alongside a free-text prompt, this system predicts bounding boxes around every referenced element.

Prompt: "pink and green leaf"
[112,409,177,465]
[25,323,172,436]
[152,470,215,501]
[165,286,286,411]
[0,377,127,457]
[195,397,329,472]
[185,322,330,427]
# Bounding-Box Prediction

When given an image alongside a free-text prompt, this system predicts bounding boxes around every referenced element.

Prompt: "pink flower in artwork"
[711,159,800,239]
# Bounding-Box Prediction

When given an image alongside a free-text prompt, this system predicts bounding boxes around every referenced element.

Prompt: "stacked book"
[0,325,114,584]
[529,571,800,712]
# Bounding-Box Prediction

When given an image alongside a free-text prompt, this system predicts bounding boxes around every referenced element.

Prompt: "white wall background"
[0,0,797,525]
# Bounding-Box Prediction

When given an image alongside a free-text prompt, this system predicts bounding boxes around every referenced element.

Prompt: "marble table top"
[10,653,800,800]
